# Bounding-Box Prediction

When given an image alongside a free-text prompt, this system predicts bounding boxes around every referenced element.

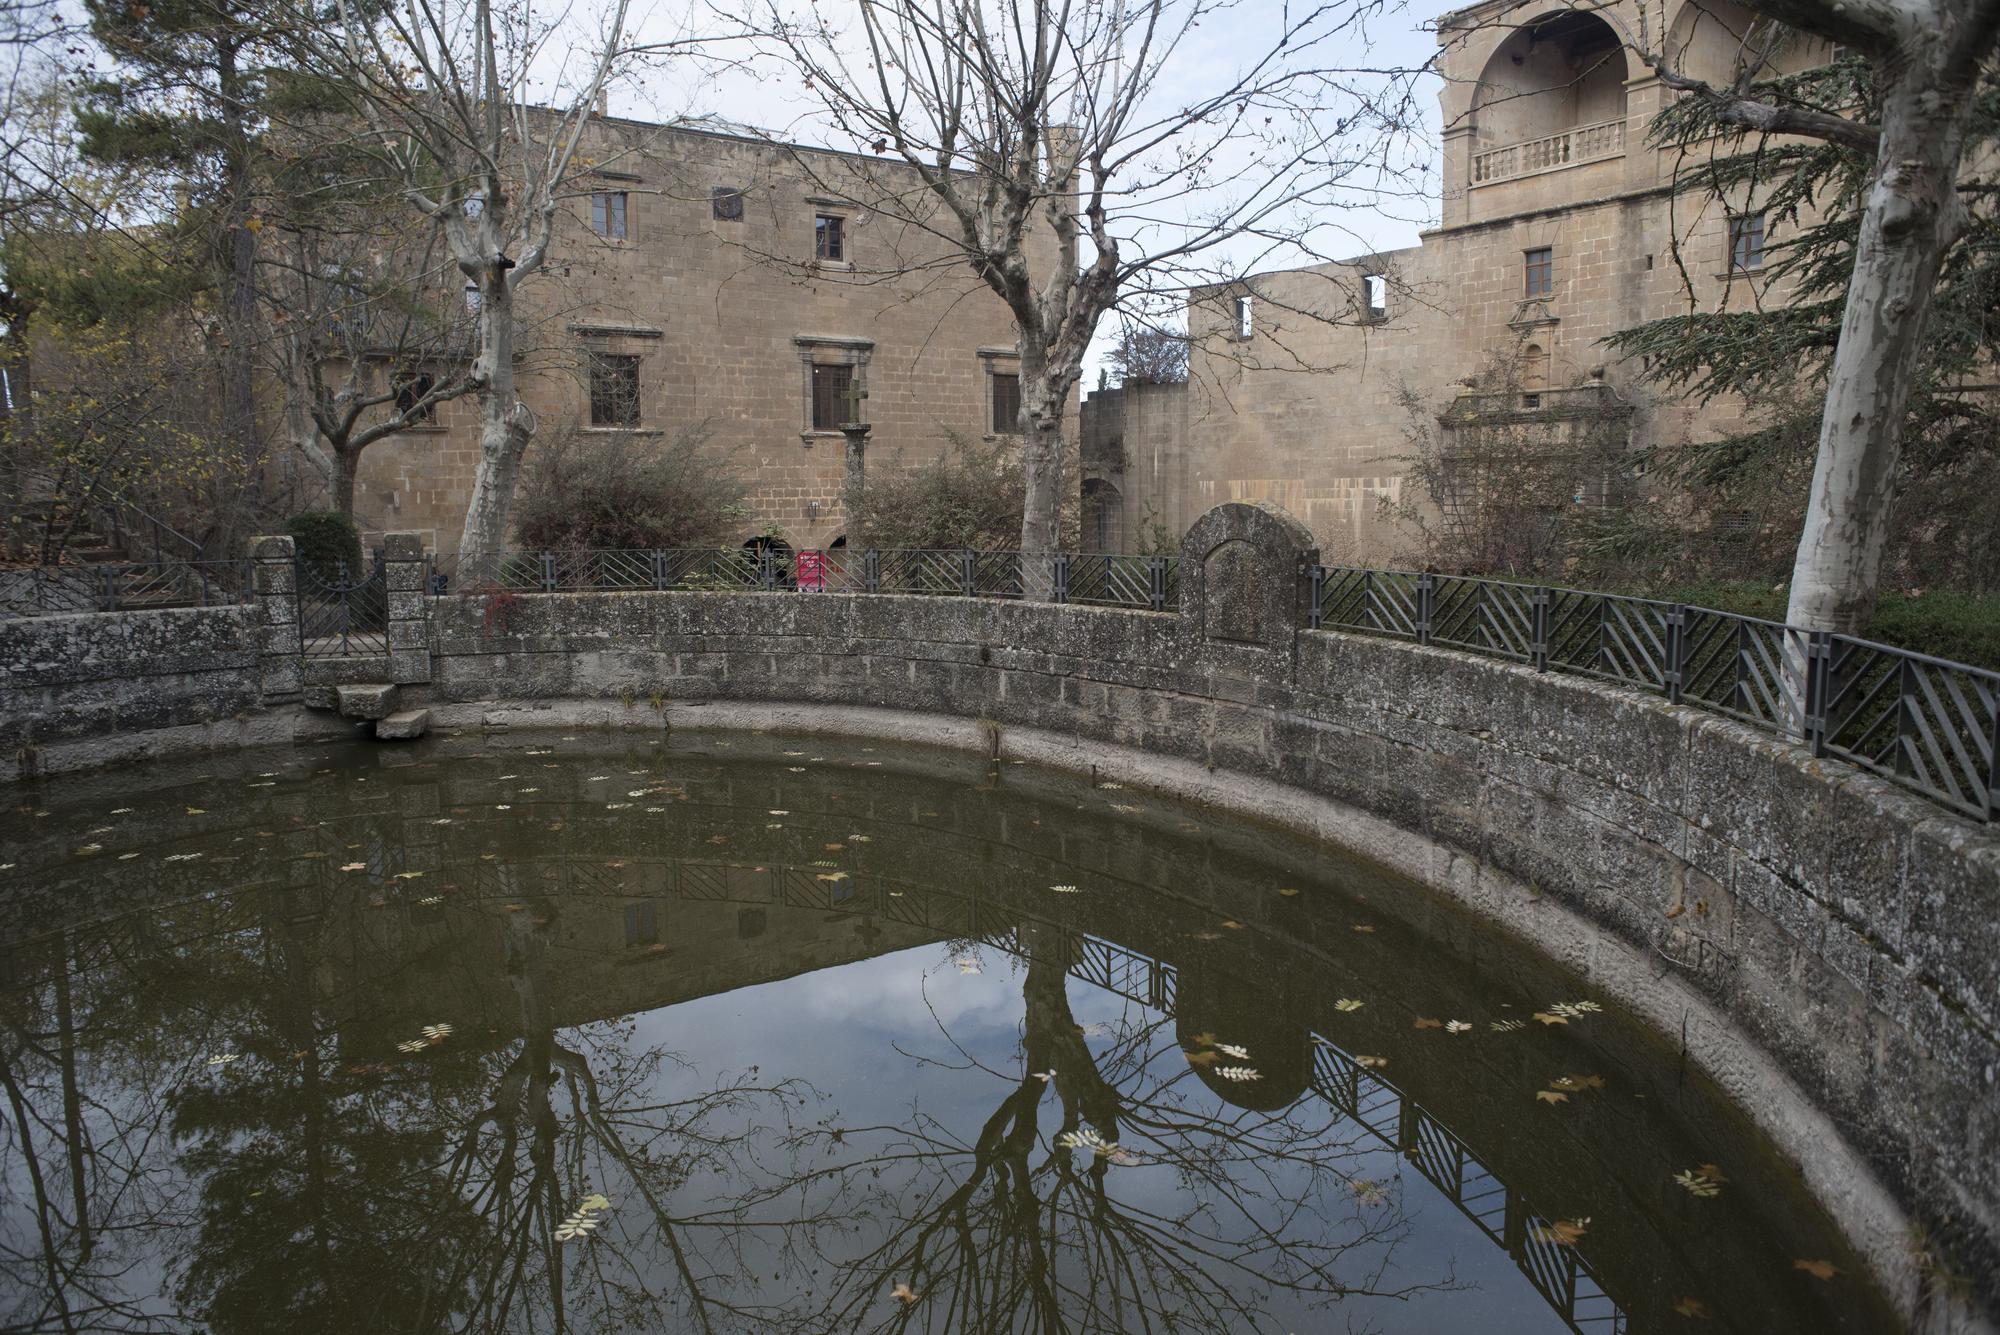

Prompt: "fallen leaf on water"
[1532,1011,1569,1026]
[823,843,846,851]
[1672,1296,1712,1319]
[1351,923,1375,934]
[207,1053,240,1067]
[891,1282,918,1305]
[1536,1089,1570,1105]
[1549,1000,1603,1018]
[1184,1049,1219,1067]
[1350,1178,1389,1206]
[1334,998,1365,1012]
[395,871,424,880]
[816,871,850,883]
[422,1024,453,1041]
[1216,1042,1250,1059]
[1096,781,1123,790]
[1532,1217,1590,1246]
[1551,1074,1606,1092]
[1445,1020,1472,1034]
[397,1039,429,1053]
[1413,1018,1443,1030]
[1491,1018,1525,1033]
[955,956,982,975]
[1792,1258,1840,1281]
[1355,1055,1388,1069]
[1189,1032,1217,1047]
[1188,931,1221,941]
[1032,1069,1055,1082]
[1277,886,1300,898]
[1674,1166,1726,1198]
[1220,920,1245,930]
[706,835,730,845]
[1217,1066,1261,1082]
[1049,884,1079,893]
[186,807,206,815]
[341,862,366,872]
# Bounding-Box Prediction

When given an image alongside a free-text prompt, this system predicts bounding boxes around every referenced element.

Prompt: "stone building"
[1083,0,1831,564]
[348,119,1029,557]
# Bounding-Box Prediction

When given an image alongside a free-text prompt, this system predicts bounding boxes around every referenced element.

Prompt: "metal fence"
[1311,567,2000,822]
[430,547,1180,611]
[297,554,388,658]
[0,560,252,619]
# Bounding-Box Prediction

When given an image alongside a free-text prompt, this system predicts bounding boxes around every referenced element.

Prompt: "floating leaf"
[1445,1020,1472,1034]
[1049,883,1080,893]
[1277,886,1300,897]
[341,862,366,872]
[1548,1000,1603,1019]
[1413,1017,1443,1030]
[891,1282,919,1304]
[1532,1011,1569,1026]
[1096,781,1123,790]
[417,895,443,906]
[1355,1055,1388,1069]
[1216,1042,1250,1059]
[955,956,982,975]
[816,871,850,883]
[1551,1074,1606,1092]
[1532,1217,1590,1247]
[1334,998,1365,1013]
[1490,1018,1524,1033]
[1672,1296,1713,1319]
[1056,1127,1121,1157]
[1189,1032,1217,1047]
[1792,1258,1840,1281]
[1536,1089,1570,1105]
[74,843,102,856]
[823,842,846,851]
[1674,1166,1725,1198]
[395,871,425,880]
[1351,923,1375,934]
[422,1023,453,1041]
[1032,1069,1055,1082]
[1184,1049,1219,1067]
[186,807,206,815]
[397,1039,429,1053]
[1350,1178,1389,1207]
[1217,1066,1261,1082]
[207,1053,240,1067]
[1220,920,1245,930]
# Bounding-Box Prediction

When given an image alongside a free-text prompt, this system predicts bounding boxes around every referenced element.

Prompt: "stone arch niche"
[1471,10,1629,163]
[1081,478,1124,553]
[1178,501,1318,648]
[1664,0,1824,84]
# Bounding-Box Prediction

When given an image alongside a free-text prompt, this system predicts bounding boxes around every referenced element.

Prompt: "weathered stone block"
[375,708,431,740]
[336,683,398,720]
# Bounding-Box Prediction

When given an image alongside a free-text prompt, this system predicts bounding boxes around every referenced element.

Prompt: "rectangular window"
[392,370,436,424]
[1729,213,1766,271]
[588,352,641,427]
[1363,273,1388,320]
[811,362,854,430]
[1524,247,1554,298]
[990,371,1021,434]
[590,191,628,239]
[1234,295,1254,339]
[622,901,658,948]
[814,213,845,262]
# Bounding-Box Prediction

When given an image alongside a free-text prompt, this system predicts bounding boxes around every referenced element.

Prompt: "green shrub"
[287,511,364,584]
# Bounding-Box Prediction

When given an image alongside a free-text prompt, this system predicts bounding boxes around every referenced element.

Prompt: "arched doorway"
[1081,479,1125,554]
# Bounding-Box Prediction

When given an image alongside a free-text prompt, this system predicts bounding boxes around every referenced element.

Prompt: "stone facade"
[1086,0,1829,563]
[347,121,1031,556]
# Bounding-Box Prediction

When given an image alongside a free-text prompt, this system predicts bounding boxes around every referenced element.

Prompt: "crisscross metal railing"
[1309,566,1999,821]
[297,554,389,658]
[424,547,1177,611]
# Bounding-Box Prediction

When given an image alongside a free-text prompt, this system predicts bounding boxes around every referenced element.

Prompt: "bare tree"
[1107,318,1189,385]
[762,0,1424,561]
[1618,0,2000,632]
[307,0,693,557]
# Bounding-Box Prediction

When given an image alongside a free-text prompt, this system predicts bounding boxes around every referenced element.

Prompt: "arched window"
[1521,343,1550,408]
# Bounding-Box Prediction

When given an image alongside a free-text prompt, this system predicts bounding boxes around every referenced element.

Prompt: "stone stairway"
[332,683,430,740]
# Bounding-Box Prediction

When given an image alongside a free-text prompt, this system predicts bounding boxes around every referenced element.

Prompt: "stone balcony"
[1470,118,1627,185]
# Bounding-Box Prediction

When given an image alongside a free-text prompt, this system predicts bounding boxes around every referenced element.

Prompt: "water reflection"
[0,738,1890,1333]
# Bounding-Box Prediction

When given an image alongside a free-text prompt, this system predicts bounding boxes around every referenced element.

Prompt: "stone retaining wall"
[4,503,1997,1326]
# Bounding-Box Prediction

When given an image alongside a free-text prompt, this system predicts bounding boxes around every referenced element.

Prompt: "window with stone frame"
[990,371,1021,435]
[1524,247,1554,298]
[1729,212,1766,271]
[391,369,437,424]
[590,192,628,239]
[712,186,745,220]
[814,213,846,262]
[588,351,642,427]
[811,362,855,430]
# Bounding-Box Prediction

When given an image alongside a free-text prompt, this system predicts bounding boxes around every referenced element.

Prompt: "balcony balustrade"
[1471,118,1627,185]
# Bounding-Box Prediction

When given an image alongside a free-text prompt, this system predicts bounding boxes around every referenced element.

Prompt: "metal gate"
[297,552,388,657]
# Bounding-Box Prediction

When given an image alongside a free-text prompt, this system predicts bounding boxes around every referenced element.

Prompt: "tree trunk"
[331,448,357,517]
[1784,54,1972,634]
[457,266,533,560]
[216,41,260,482]
[1016,352,1068,563]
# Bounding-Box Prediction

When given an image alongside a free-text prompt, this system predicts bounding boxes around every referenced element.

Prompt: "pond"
[0,732,1894,1333]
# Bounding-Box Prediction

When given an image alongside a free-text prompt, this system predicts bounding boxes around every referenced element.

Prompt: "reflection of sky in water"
[0,735,1895,1335]
[647,942,1563,1333]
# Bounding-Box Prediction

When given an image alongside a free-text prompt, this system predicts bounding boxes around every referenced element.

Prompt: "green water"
[0,732,1897,1333]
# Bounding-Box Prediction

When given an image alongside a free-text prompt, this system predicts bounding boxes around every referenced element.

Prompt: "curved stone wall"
[3,503,1996,1326]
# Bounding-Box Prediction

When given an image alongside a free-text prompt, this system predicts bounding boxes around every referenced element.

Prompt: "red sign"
[796,550,826,591]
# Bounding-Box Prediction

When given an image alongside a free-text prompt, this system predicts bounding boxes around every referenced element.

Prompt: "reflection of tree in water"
[2,890,1452,1334]
[751,921,1452,1333]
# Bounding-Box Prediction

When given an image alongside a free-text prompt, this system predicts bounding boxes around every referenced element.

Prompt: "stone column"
[382,531,432,686]
[251,534,302,703]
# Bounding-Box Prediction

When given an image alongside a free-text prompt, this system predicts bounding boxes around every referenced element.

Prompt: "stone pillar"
[840,422,870,524]
[382,531,432,685]
[251,534,302,703]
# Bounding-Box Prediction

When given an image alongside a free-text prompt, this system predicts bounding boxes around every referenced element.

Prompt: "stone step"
[335,683,398,720]
[375,708,430,741]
